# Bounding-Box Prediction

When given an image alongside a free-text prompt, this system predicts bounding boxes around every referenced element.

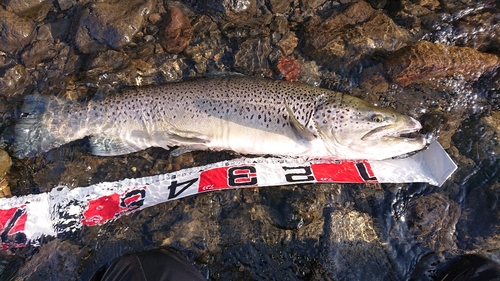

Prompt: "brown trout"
[13,76,426,160]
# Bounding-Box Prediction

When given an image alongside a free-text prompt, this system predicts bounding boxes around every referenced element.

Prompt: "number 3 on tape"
[199,165,258,192]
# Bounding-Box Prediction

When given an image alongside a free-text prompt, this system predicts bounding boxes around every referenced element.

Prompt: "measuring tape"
[0,141,456,248]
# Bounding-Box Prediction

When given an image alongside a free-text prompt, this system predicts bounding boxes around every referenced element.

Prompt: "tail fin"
[12,95,70,158]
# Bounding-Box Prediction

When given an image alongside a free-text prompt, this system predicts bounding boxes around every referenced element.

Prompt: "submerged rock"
[74,0,154,53]
[383,41,500,86]
[233,37,271,74]
[160,7,193,54]
[406,193,460,251]
[277,32,298,56]
[320,209,395,280]
[21,40,58,67]
[0,150,12,198]
[0,64,31,97]
[268,0,293,14]
[0,7,35,54]
[3,0,53,21]
[303,0,409,74]
[203,0,257,22]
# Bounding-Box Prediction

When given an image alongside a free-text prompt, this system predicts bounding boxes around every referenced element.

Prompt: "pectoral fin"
[285,103,317,141]
[90,135,143,156]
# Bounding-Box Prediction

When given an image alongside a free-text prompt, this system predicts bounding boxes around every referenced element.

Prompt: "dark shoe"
[436,254,500,281]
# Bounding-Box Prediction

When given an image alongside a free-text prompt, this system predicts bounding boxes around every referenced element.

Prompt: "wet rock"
[50,18,72,42]
[160,7,193,54]
[424,9,500,52]
[15,239,82,280]
[269,0,293,14]
[406,193,460,251]
[57,0,75,10]
[21,40,58,67]
[36,24,53,42]
[191,14,218,35]
[275,56,300,81]
[0,7,35,54]
[484,111,500,134]
[303,0,409,74]
[269,15,288,35]
[204,0,257,22]
[3,0,53,21]
[0,150,12,198]
[234,37,271,74]
[320,209,395,280]
[86,50,130,74]
[299,60,322,86]
[411,0,439,11]
[454,10,500,52]
[74,0,154,54]
[383,41,500,87]
[359,64,389,93]
[457,181,500,251]
[221,14,272,38]
[260,186,324,230]
[0,65,31,97]
[366,0,387,9]
[276,32,298,56]
[300,0,326,12]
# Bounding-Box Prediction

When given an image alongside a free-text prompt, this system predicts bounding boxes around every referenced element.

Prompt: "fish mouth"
[361,116,425,142]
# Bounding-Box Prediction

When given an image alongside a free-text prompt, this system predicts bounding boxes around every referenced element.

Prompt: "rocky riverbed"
[0,0,499,280]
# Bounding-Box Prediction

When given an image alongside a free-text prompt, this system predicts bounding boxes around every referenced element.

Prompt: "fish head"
[314,94,427,160]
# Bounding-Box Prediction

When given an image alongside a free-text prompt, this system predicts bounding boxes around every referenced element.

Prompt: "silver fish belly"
[13,76,426,160]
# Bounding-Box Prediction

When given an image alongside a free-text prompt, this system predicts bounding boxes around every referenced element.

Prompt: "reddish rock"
[161,7,193,54]
[276,56,300,82]
[383,41,500,86]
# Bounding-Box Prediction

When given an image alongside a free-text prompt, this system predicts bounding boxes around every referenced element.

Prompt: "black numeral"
[228,166,257,186]
[283,166,315,182]
[355,163,377,181]
[168,178,198,199]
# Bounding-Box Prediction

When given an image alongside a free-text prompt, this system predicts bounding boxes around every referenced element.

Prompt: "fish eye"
[371,114,385,123]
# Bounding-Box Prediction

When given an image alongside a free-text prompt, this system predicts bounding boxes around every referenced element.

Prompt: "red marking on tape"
[198,165,258,192]
[311,161,378,183]
[82,186,146,226]
[0,205,27,235]
[199,167,231,192]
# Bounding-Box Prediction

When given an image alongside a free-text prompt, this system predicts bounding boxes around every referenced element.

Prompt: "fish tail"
[12,95,72,158]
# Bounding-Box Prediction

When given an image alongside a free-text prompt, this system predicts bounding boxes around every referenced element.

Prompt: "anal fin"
[152,130,210,148]
[90,135,143,156]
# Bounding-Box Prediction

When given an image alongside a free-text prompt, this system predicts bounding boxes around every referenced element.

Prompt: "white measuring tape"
[0,141,456,248]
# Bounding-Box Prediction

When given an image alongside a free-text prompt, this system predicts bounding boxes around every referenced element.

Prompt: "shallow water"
[0,0,499,280]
